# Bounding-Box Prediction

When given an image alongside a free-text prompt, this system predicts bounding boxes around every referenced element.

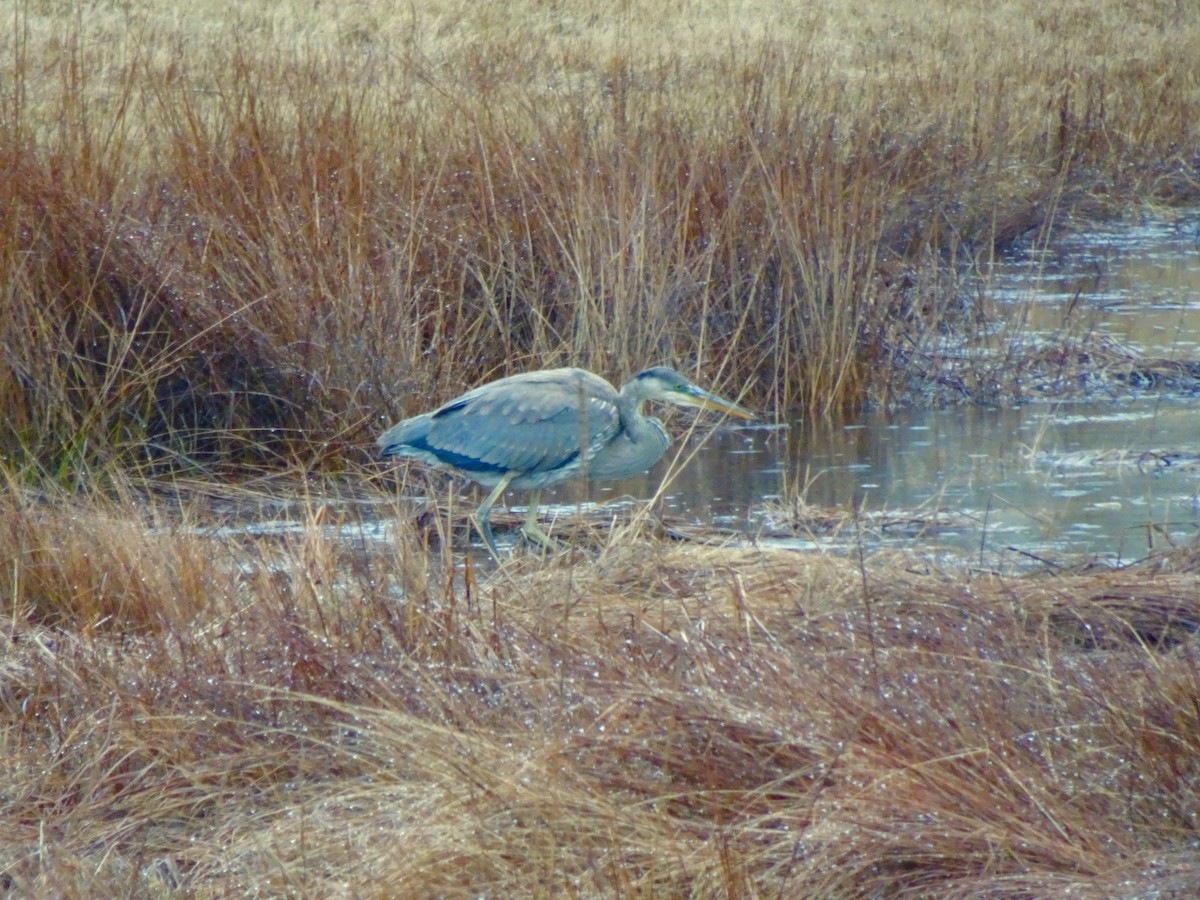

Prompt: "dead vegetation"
[2,0,1199,473]
[2,0,1200,894]
[1,484,1198,896]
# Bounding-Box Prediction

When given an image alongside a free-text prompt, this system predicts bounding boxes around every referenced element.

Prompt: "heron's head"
[631,367,754,420]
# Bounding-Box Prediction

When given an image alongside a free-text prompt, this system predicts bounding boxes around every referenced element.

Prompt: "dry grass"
[2,0,1198,472]
[2,2,1199,893]
[1,481,1198,895]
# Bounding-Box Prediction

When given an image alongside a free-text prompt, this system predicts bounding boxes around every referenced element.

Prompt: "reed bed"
[1,483,1198,895]
[2,0,1198,473]
[3,1,1200,894]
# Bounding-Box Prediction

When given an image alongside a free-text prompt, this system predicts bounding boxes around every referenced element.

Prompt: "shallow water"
[985,211,1200,355]
[591,398,1199,568]
[249,212,1200,569]
[572,211,1200,568]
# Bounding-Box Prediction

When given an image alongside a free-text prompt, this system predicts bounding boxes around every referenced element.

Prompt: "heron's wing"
[422,369,621,475]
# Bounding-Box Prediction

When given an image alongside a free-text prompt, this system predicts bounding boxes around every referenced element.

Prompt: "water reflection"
[567,212,1200,567]
[573,396,1199,569]
[984,212,1200,355]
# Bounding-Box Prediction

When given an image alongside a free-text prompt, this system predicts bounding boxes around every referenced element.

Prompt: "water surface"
[984,211,1200,355]
[258,211,1200,570]
[603,398,1198,568]
[576,211,1200,568]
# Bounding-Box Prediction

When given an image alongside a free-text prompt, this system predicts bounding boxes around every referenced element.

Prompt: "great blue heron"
[377,366,754,555]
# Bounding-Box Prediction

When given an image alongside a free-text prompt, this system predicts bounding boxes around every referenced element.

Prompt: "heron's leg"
[519,490,560,550]
[472,473,514,558]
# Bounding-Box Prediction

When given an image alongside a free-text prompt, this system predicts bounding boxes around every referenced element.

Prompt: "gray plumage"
[377,366,753,555]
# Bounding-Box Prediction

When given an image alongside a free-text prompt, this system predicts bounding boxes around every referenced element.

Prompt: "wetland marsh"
[2,1,1199,895]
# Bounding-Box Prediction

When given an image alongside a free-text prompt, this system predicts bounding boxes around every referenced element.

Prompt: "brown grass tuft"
[2,1,1199,893]
[2,484,1198,894]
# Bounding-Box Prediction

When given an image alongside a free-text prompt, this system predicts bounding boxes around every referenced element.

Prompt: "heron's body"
[377,366,753,554]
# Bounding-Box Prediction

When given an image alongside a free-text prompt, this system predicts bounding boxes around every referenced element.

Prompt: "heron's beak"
[680,385,755,420]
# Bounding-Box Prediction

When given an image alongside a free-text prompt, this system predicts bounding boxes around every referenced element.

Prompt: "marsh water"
[278,211,1200,569]
[593,399,1198,569]
[545,210,1200,568]
[986,212,1200,356]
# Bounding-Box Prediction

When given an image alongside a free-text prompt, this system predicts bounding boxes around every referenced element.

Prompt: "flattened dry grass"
[1,0,1198,472]
[2,2,1200,891]
[2,485,1198,895]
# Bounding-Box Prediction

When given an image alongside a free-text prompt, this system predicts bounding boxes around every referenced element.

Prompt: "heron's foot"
[469,514,557,557]
[470,514,502,560]
[520,519,562,552]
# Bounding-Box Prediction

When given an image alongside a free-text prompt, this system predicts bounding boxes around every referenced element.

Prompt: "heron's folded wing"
[425,372,621,475]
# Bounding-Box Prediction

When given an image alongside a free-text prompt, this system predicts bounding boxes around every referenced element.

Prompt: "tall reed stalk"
[1,0,1195,475]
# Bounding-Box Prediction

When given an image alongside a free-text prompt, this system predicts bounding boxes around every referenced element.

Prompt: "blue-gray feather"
[378,368,623,489]
[377,365,752,553]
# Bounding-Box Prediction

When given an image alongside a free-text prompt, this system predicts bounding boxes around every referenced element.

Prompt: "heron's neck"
[615,392,647,432]
[616,390,667,446]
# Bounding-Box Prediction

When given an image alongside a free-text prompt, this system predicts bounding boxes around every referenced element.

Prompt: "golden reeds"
[2,0,1197,471]
[2,1,1199,894]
